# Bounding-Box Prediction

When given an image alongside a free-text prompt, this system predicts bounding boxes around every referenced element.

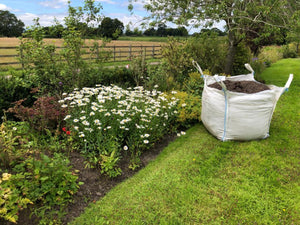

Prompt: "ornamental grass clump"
[60,85,179,176]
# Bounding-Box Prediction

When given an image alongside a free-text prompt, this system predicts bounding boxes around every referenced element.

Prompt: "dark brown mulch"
[2,133,177,225]
[208,80,270,94]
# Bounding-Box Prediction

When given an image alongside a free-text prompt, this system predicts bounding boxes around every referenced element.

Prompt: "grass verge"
[70,58,300,225]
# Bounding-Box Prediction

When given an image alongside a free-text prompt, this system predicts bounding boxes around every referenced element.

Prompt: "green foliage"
[70,59,300,225]
[100,149,122,177]
[0,120,37,169]
[186,34,227,74]
[166,91,201,128]
[0,10,24,37]
[0,73,35,122]
[7,95,67,133]
[18,1,106,95]
[282,45,298,59]
[258,45,283,65]
[12,153,81,223]
[128,53,147,86]
[144,63,169,91]
[183,72,204,97]
[0,172,32,223]
[98,17,124,40]
[139,0,299,74]
[232,41,252,75]
[161,37,193,89]
[61,85,179,176]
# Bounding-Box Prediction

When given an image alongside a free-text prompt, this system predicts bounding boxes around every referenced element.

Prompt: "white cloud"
[0,3,11,10]
[105,12,145,29]
[96,0,116,4]
[19,13,66,27]
[40,0,68,9]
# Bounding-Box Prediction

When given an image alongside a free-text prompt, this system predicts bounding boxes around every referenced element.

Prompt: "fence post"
[19,45,25,72]
[129,45,132,60]
[152,45,155,58]
[113,45,116,62]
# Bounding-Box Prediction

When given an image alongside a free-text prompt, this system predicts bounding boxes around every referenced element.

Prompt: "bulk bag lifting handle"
[192,60,255,78]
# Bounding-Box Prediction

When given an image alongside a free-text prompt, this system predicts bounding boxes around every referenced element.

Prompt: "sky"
[0,0,148,29]
[0,0,225,33]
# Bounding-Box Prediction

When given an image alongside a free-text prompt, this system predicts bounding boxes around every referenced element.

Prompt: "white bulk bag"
[193,61,293,141]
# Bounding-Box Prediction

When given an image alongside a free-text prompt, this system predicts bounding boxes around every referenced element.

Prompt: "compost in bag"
[208,80,270,94]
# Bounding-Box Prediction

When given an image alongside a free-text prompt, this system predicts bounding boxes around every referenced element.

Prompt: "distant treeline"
[1,9,227,40]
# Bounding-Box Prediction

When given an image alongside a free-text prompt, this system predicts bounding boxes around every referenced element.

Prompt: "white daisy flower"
[64,115,71,120]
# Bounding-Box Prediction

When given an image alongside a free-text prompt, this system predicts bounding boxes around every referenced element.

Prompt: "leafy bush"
[0,74,36,122]
[0,120,38,169]
[187,33,227,75]
[161,37,193,89]
[182,72,204,97]
[232,41,252,75]
[144,62,169,92]
[95,66,134,88]
[0,172,32,223]
[60,85,179,175]
[282,45,298,58]
[7,96,67,132]
[166,91,201,128]
[258,45,283,64]
[128,54,148,87]
[12,153,81,223]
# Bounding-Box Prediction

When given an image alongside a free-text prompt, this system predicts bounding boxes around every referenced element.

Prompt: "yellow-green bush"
[0,173,32,223]
[166,91,201,128]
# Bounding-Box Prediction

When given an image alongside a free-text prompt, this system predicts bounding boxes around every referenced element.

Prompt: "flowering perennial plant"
[60,85,179,175]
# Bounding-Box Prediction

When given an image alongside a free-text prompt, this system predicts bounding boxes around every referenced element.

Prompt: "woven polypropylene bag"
[193,61,293,141]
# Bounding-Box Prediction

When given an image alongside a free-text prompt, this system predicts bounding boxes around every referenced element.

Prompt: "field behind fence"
[0,38,163,71]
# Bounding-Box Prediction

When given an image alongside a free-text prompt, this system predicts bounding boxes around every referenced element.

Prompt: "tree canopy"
[98,17,124,39]
[130,0,300,74]
[0,10,25,37]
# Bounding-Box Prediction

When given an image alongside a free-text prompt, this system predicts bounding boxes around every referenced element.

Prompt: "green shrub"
[144,63,169,92]
[183,72,204,97]
[7,96,67,133]
[12,153,81,223]
[0,120,37,169]
[187,33,227,75]
[258,45,283,64]
[166,91,201,129]
[0,74,36,122]
[282,45,298,58]
[161,37,193,89]
[0,172,32,224]
[232,41,252,75]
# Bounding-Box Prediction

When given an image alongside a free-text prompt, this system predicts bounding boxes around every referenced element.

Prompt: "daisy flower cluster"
[59,84,179,161]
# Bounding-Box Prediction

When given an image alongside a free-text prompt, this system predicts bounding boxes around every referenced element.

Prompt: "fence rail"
[0,44,162,71]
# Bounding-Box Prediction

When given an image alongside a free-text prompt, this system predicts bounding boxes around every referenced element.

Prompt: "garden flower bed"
[60,84,180,176]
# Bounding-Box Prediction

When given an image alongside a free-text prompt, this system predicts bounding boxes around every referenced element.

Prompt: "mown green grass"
[70,58,300,225]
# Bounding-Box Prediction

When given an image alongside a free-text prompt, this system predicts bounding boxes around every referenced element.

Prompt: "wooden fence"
[0,44,162,71]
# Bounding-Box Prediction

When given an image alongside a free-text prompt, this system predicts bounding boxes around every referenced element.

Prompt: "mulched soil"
[208,80,270,93]
[2,133,177,225]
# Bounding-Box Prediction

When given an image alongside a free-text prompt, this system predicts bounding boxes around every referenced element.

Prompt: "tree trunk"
[224,31,238,75]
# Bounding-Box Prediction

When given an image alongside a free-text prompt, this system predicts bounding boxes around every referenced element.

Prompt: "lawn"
[70,58,300,225]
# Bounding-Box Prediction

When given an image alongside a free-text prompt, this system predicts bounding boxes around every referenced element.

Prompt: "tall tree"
[130,0,300,74]
[99,17,124,39]
[0,10,24,37]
